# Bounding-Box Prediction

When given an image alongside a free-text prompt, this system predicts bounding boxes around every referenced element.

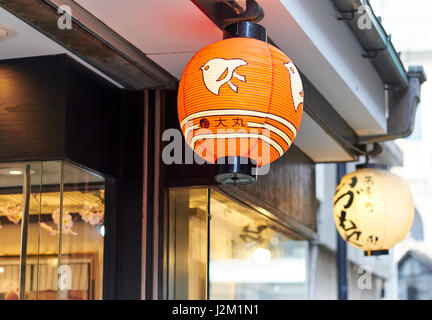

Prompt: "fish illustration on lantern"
[284,61,304,112]
[201,58,247,95]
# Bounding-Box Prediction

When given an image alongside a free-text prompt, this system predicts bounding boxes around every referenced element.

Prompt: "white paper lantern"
[333,165,414,256]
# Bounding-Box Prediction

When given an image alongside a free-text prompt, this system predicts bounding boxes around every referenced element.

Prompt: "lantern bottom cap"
[364,249,389,256]
[215,156,257,186]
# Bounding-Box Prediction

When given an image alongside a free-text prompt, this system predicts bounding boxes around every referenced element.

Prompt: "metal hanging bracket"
[336,9,357,21]
[351,142,383,157]
[193,0,264,29]
[222,0,264,26]
[362,47,386,59]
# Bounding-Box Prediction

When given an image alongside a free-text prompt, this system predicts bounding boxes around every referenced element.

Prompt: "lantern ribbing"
[178,35,304,182]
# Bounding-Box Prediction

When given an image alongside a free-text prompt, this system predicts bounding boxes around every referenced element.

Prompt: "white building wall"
[392,52,432,261]
[372,0,432,298]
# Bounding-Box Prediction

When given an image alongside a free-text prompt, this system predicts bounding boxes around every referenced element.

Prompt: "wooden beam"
[0,0,177,90]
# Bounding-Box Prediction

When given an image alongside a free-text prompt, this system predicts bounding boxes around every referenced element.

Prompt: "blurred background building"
[371,0,432,299]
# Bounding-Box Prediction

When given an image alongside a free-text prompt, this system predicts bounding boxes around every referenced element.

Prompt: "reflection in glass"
[0,161,43,300]
[168,188,208,299]
[167,188,308,300]
[0,161,104,300]
[209,190,307,299]
[58,162,105,300]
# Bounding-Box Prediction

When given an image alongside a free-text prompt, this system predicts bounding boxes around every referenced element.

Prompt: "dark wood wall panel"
[242,146,317,232]
[221,146,318,238]
[65,57,122,177]
[112,89,144,299]
[102,90,144,300]
[0,55,66,161]
[0,54,123,177]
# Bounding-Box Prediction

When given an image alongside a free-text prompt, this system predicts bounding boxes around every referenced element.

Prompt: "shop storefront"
[0,54,134,300]
[0,53,317,300]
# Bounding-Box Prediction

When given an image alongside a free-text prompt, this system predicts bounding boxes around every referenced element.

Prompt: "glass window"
[209,190,307,300]
[167,188,307,300]
[167,188,208,299]
[0,161,105,300]
[0,161,44,300]
[57,162,105,300]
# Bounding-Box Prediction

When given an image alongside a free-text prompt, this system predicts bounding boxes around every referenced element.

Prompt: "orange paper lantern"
[178,33,303,168]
